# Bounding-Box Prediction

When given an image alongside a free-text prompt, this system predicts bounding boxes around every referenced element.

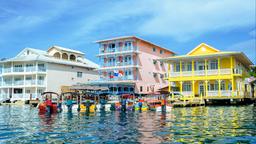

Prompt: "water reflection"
[0,105,255,143]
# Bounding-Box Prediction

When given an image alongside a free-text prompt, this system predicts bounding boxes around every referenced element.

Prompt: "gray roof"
[49,45,85,55]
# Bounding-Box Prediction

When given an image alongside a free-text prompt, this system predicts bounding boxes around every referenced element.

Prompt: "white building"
[0,46,99,102]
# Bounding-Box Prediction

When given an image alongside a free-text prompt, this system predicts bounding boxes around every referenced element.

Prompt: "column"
[205,80,208,98]
[23,75,26,100]
[218,79,221,97]
[192,81,195,98]
[205,59,208,76]
[230,56,234,96]
[180,81,183,95]
[218,57,221,75]
[180,61,182,77]
[35,62,38,98]
[192,60,194,76]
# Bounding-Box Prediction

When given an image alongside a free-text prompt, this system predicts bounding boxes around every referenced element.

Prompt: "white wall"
[46,63,99,93]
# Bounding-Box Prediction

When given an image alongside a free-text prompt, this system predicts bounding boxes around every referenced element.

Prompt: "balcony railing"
[25,80,36,85]
[99,46,137,54]
[169,68,240,77]
[100,75,134,81]
[101,61,136,67]
[14,80,24,85]
[37,80,45,85]
[2,66,46,73]
[13,68,24,72]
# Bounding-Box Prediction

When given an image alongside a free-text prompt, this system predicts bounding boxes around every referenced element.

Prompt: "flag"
[118,70,123,77]
[114,70,119,77]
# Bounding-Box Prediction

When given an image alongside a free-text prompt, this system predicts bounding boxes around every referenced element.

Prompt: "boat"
[80,100,96,113]
[147,99,172,112]
[38,92,60,114]
[61,92,80,112]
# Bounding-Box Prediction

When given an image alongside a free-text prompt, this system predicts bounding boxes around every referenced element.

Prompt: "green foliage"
[249,66,256,77]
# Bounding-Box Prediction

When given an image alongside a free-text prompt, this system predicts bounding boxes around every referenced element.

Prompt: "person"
[45,97,52,113]
[65,96,73,112]
[121,98,127,111]
[161,97,166,112]
[138,99,143,111]
[85,100,91,113]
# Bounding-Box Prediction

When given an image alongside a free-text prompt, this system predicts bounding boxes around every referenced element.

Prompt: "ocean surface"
[0,105,255,144]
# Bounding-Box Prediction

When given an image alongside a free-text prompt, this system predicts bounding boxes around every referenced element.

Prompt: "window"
[160,50,163,54]
[210,60,218,69]
[182,82,191,91]
[26,90,30,93]
[221,81,225,90]
[77,72,82,78]
[125,41,132,48]
[140,86,143,92]
[187,62,192,71]
[147,86,149,92]
[152,47,156,52]
[37,89,43,94]
[176,63,180,72]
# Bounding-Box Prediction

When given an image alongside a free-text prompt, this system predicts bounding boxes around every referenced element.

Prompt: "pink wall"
[134,39,173,94]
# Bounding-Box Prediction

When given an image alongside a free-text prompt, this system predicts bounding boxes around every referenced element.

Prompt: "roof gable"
[187,43,220,55]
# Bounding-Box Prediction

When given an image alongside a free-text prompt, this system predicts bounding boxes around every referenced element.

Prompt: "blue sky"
[0,0,255,64]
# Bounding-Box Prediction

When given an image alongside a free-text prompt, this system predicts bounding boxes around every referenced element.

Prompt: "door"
[199,83,204,96]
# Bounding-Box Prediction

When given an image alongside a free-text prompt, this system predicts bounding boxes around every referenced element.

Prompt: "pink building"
[95,36,175,95]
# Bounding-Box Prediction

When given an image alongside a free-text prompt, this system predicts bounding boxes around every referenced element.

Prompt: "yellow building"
[160,43,253,101]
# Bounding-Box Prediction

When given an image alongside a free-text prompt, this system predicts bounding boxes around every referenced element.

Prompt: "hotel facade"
[160,43,253,100]
[93,36,175,95]
[0,46,99,102]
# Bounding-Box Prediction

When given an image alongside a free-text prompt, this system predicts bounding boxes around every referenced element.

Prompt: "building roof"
[159,43,253,69]
[95,36,175,54]
[48,45,85,55]
[1,47,99,69]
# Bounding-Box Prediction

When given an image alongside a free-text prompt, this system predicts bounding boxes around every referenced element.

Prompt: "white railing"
[37,80,45,85]
[208,90,219,96]
[38,67,46,72]
[170,72,180,77]
[12,94,24,100]
[195,70,205,76]
[233,68,242,75]
[207,69,218,75]
[25,93,37,99]
[25,67,36,72]
[14,80,24,86]
[220,69,231,75]
[25,80,36,85]
[182,71,192,76]
[13,68,24,72]
[3,82,12,86]
[3,68,11,73]
[182,91,193,96]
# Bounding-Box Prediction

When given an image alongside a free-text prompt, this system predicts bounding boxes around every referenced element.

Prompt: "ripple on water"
[0,105,256,143]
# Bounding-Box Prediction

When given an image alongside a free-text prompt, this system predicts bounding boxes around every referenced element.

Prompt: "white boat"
[62,104,79,112]
[156,106,172,112]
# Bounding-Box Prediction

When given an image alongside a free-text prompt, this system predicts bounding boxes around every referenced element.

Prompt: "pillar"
[180,61,182,77]
[218,57,220,75]
[192,60,194,76]
[205,80,208,98]
[192,81,195,98]
[205,59,208,76]
[230,56,234,96]
[180,81,183,95]
[218,79,221,97]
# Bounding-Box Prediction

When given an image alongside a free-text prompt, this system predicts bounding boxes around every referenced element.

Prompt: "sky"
[0,0,255,64]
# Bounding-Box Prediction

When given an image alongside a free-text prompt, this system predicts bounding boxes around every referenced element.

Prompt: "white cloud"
[137,0,255,41]
[226,39,256,64]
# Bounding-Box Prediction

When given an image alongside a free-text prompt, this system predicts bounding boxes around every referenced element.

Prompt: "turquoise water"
[0,105,255,143]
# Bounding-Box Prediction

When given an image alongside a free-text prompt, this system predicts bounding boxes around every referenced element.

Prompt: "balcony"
[38,67,46,72]
[100,75,134,81]
[169,68,240,77]
[25,80,36,85]
[14,80,24,86]
[13,68,24,72]
[3,68,11,73]
[98,46,138,56]
[37,80,45,85]
[25,67,36,72]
